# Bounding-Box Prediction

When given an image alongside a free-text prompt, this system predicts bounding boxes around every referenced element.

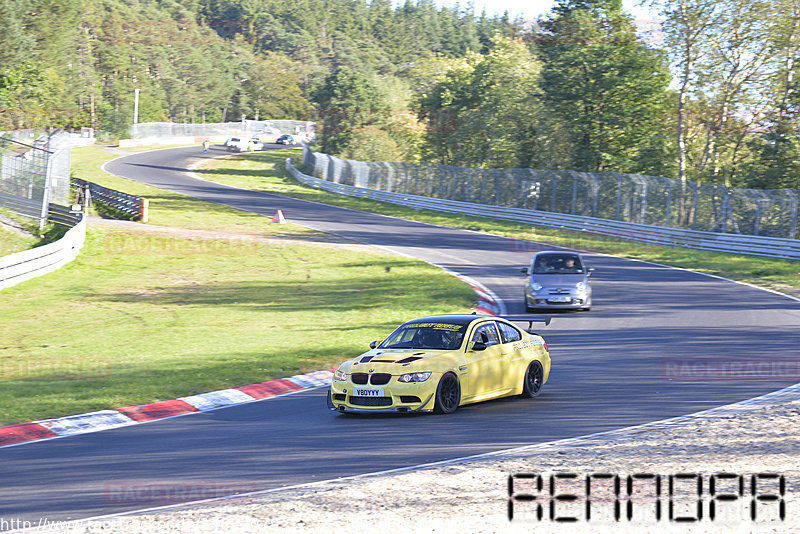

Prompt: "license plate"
[353,388,384,397]
[548,296,571,303]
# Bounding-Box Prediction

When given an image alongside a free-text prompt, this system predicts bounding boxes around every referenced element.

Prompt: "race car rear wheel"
[521,361,543,398]
[434,373,461,414]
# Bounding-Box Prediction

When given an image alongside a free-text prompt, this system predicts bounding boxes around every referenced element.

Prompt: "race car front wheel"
[521,361,543,398]
[434,373,461,414]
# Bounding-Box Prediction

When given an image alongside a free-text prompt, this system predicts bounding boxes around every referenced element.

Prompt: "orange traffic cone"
[271,209,286,224]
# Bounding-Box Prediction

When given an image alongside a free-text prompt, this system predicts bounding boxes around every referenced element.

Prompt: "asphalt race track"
[2,145,799,526]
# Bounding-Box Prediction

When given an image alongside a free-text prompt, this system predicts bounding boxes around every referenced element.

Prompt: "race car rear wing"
[502,315,551,334]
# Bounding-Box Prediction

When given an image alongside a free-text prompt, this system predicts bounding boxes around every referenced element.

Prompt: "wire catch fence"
[302,149,799,240]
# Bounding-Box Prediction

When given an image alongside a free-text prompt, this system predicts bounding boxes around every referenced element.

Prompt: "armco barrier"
[0,212,86,290]
[286,159,800,260]
[72,178,148,221]
[0,191,40,219]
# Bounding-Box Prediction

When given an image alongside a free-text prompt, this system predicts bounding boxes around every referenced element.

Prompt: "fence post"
[590,173,599,217]
[140,198,149,223]
[529,170,539,211]
[568,171,578,214]
[785,189,797,240]
[631,174,648,224]
[687,180,699,231]
[660,176,672,227]
[612,172,623,221]
[715,184,729,233]
[38,152,54,230]
[751,190,764,236]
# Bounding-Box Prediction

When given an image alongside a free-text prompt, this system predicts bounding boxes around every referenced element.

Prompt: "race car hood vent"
[352,350,442,367]
[359,354,425,364]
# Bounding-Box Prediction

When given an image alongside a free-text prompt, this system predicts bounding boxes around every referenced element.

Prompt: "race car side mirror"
[520,267,529,275]
[587,267,595,276]
[369,341,379,349]
[471,342,487,351]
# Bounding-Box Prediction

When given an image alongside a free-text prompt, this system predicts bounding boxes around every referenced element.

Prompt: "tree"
[652,0,719,201]
[737,0,800,189]
[695,0,775,186]
[417,35,542,168]
[416,53,480,165]
[538,0,672,172]
[340,126,404,161]
[240,52,310,120]
[313,66,391,156]
[0,63,48,129]
[0,0,34,67]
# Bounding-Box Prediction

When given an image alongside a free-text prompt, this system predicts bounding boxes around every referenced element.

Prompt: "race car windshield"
[380,323,467,350]
[533,254,584,274]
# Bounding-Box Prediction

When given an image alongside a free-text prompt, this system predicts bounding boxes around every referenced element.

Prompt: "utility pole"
[133,88,140,124]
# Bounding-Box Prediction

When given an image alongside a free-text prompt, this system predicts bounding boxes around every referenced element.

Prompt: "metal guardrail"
[0,192,81,227]
[72,178,148,221]
[302,148,800,240]
[48,203,83,227]
[0,212,87,290]
[286,159,800,260]
[130,120,315,140]
[0,191,40,219]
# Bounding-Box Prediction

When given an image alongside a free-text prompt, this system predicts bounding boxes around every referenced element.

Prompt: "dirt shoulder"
[49,390,800,534]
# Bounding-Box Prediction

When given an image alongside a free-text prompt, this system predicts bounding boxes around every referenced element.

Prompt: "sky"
[435,0,661,24]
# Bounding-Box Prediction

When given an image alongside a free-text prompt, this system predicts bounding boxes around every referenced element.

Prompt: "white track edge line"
[0,386,316,450]
[63,380,800,528]
[50,147,796,523]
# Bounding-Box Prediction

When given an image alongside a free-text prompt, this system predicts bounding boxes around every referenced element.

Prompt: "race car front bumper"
[328,379,437,413]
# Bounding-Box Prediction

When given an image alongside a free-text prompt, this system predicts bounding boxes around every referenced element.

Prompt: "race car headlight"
[333,368,348,381]
[398,372,432,383]
[531,282,543,291]
[576,282,587,292]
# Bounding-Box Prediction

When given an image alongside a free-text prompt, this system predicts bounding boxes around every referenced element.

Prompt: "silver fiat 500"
[522,251,593,311]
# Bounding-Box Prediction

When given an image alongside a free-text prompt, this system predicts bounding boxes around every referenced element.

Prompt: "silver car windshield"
[380,322,467,350]
[533,254,585,274]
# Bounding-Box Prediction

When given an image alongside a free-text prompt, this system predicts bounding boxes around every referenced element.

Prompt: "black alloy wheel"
[434,373,461,414]
[521,361,543,398]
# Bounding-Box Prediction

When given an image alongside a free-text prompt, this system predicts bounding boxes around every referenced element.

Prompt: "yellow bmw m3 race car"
[328,314,551,414]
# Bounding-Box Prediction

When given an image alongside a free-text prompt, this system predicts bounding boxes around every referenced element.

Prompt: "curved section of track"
[1,146,798,524]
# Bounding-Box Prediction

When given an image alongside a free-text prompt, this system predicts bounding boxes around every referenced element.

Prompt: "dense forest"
[1,0,798,188]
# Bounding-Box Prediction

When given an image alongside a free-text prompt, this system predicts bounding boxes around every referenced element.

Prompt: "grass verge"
[0,146,475,425]
[0,209,70,255]
[195,150,800,298]
[0,222,36,256]
[70,145,320,235]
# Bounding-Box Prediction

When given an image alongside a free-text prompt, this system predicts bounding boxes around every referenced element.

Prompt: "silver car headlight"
[531,282,543,291]
[333,368,348,381]
[576,282,587,292]
[398,372,432,383]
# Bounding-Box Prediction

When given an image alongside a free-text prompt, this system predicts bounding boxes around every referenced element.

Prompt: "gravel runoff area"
[21,385,797,534]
